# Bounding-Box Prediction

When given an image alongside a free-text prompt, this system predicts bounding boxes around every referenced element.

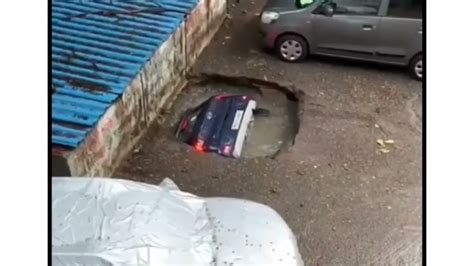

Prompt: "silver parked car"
[259,0,423,80]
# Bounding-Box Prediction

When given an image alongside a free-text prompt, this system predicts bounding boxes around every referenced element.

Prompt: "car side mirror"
[322,4,334,17]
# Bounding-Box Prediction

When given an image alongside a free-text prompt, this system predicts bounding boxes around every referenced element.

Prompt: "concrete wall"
[54,0,227,177]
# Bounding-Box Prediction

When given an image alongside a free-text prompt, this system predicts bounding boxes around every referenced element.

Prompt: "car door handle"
[362,25,375,31]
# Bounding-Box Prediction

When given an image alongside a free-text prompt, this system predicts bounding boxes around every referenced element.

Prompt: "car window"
[387,0,422,19]
[331,0,382,15]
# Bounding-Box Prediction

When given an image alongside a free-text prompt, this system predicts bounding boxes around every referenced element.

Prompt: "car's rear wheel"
[276,34,308,62]
[409,54,423,81]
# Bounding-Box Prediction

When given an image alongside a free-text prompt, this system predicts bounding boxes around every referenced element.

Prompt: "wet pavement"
[116,0,423,265]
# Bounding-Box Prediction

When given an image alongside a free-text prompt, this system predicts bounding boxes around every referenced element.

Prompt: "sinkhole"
[169,74,303,158]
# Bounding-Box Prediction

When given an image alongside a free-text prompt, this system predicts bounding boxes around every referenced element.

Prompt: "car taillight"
[195,139,205,152]
[215,95,228,100]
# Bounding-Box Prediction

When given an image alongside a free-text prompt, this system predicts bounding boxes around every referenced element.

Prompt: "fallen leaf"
[380,148,391,154]
[384,139,395,144]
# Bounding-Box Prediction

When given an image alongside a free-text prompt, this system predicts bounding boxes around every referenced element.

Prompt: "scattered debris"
[313,165,318,169]
[343,163,349,171]
[133,148,140,154]
[377,139,396,154]
[376,139,385,146]
[270,187,278,194]
[225,36,231,40]
[296,170,305,176]
[387,206,392,210]
[332,226,337,231]
[299,203,304,207]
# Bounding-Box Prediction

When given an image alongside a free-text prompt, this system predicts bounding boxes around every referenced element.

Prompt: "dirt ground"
[116,1,423,264]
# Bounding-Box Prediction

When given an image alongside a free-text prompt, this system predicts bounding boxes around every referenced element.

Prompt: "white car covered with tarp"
[52,177,304,265]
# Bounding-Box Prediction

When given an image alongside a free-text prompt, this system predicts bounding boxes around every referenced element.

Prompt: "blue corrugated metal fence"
[52,0,199,148]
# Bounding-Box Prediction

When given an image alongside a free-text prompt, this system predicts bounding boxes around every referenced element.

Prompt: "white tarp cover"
[52,177,304,266]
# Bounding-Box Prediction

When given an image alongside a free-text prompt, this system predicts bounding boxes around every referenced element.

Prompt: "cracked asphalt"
[116,0,423,264]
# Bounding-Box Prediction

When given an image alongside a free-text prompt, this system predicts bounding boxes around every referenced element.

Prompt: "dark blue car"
[176,95,257,158]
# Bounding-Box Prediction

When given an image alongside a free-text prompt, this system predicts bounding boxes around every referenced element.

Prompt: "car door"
[375,0,423,65]
[310,0,383,61]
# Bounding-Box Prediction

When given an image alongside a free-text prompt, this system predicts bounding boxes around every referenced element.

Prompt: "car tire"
[276,34,308,62]
[409,54,423,81]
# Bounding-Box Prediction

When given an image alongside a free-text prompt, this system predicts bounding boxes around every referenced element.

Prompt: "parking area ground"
[116,0,422,264]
